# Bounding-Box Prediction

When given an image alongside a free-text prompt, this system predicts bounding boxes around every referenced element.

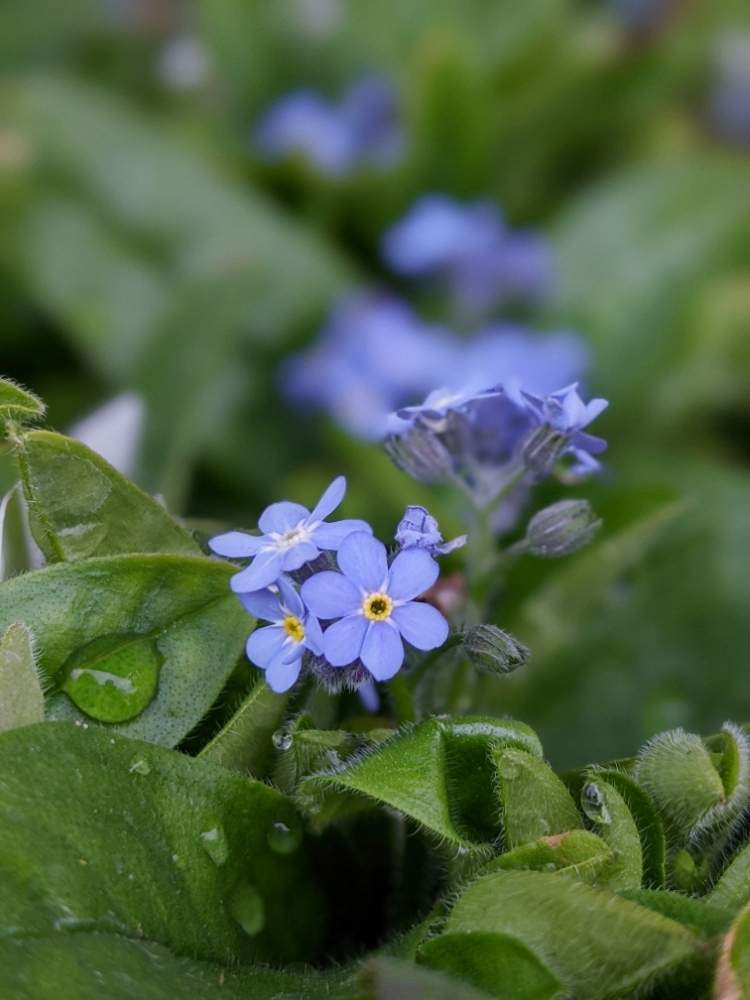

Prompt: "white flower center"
[269,520,312,551]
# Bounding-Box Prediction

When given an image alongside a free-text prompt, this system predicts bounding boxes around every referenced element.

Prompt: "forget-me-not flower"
[209,476,371,593]
[241,576,324,693]
[301,531,449,681]
[395,505,466,556]
[514,383,609,476]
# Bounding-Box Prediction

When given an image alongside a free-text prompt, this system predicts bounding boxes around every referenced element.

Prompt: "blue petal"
[358,680,380,713]
[322,614,368,666]
[238,588,284,622]
[303,614,324,656]
[312,518,373,550]
[361,621,404,680]
[209,531,264,558]
[277,576,304,618]
[258,501,310,534]
[387,548,439,602]
[230,550,283,593]
[301,571,361,619]
[281,642,306,665]
[265,653,303,693]
[337,531,388,592]
[308,475,346,522]
[246,625,285,668]
[281,541,319,571]
[392,602,449,650]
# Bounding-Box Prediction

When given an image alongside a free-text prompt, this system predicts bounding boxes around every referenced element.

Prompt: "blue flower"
[395,505,466,556]
[514,383,609,476]
[301,532,449,681]
[240,577,323,693]
[209,476,371,593]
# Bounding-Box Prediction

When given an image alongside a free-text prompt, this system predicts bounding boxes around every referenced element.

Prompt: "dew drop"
[228,881,265,936]
[272,727,293,751]
[581,782,611,825]
[129,759,150,776]
[60,633,162,723]
[200,824,229,866]
[267,820,303,855]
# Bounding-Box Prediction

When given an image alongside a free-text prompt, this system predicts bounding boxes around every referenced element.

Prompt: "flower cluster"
[382,194,552,316]
[210,478,452,693]
[254,75,403,176]
[282,291,588,439]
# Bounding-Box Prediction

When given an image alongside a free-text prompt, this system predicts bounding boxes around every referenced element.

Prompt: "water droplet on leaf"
[581,782,611,825]
[60,633,162,723]
[228,881,265,936]
[129,759,150,775]
[272,727,293,751]
[200,824,229,866]
[267,820,303,855]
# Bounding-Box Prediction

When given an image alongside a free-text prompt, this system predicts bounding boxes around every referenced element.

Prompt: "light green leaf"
[619,889,730,938]
[0,554,249,746]
[199,680,288,778]
[710,842,750,915]
[0,374,45,424]
[579,777,642,891]
[495,747,581,849]
[0,622,43,732]
[301,717,542,848]
[490,829,615,886]
[0,723,324,964]
[442,869,698,999]
[13,429,200,561]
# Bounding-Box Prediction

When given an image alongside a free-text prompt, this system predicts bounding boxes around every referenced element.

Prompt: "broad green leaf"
[199,680,288,778]
[579,777,642,891]
[619,889,730,938]
[0,554,249,747]
[301,717,542,848]
[495,747,581,849]
[0,374,45,424]
[714,903,750,1000]
[13,429,200,561]
[0,723,324,964]
[0,622,43,732]
[442,869,698,999]
[710,842,750,915]
[489,829,615,885]
[418,933,563,1000]
[0,934,347,1000]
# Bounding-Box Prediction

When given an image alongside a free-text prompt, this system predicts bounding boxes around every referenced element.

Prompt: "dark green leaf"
[198,680,288,778]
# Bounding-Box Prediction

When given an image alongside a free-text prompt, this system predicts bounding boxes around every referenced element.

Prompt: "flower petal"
[387,548,439,602]
[246,625,284,668]
[312,518,373,550]
[323,614,368,666]
[238,588,283,622]
[392,601,449,650]
[265,653,303,693]
[303,613,324,656]
[258,501,310,534]
[208,531,264,558]
[361,621,404,680]
[277,575,304,618]
[308,475,346,522]
[337,531,388,592]
[230,551,283,593]
[301,571,361,619]
[281,541,319,571]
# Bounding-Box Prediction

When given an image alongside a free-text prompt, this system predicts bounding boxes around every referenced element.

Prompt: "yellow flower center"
[362,592,394,622]
[282,615,305,643]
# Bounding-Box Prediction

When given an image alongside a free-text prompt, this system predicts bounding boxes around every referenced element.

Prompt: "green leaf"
[489,829,616,886]
[0,722,324,964]
[619,889,730,938]
[301,717,543,848]
[0,374,45,424]
[710,842,750,915]
[418,933,563,1000]
[13,429,200,561]
[199,680,288,778]
[0,622,43,732]
[441,869,698,999]
[495,747,581,849]
[0,554,249,747]
[579,777,642,891]
[359,956,497,1000]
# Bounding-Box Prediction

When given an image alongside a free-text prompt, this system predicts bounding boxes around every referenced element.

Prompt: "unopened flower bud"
[525,499,601,558]
[462,624,529,676]
[383,426,454,483]
[521,424,567,476]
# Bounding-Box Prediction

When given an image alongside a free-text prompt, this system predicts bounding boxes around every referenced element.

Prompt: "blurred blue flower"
[209,476,371,592]
[254,75,403,176]
[710,34,750,147]
[301,531,449,681]
[240,576,324,692]
[515,382,609,476]
[395,505,466,556]
[382,194,552,314]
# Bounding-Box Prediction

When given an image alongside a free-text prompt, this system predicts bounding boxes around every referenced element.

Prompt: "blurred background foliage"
[1,0,749,766]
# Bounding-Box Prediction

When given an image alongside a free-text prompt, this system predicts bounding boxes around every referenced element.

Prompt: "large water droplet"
[228,881,265,936]
[272,727,293,751]
[267,820,303,855]
[581,782,611,825]
[200,824,229,866]
[60,633,162,723]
